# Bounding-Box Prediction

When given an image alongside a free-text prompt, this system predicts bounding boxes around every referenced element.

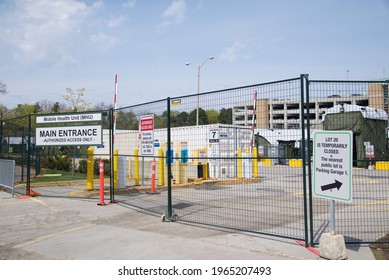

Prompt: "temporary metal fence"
[308,79,389,244]
[0,159,15,196]
[1,75,388,246]
[0,115,33,196]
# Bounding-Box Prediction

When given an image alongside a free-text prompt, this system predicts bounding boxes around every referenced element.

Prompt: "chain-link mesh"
[2,76,388,245]
[309,80,389,244]
[0,115,33,195]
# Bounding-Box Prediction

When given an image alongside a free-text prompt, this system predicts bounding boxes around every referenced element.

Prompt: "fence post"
[300,74,310,247]
[26,114,31,196]
[166,97,173,219]
[134,148,140,186]
[87,147,94,191]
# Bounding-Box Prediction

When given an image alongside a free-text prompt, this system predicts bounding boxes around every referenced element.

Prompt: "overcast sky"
[1,0,389,109]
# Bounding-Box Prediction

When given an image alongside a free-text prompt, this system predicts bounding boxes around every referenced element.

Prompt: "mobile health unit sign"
[36,113,102,124]
[313,131,353,203]
[36,112,103,146]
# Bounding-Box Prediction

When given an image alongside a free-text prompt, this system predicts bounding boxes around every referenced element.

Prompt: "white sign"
[140,115,154,155]
[209,128,219,143]
[258,145,264,157]
[313,131,353,203]
[36,113,102,124]
[36,125,102,146]
[365,145,375,159]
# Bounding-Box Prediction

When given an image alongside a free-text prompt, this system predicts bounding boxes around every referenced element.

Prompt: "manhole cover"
[172,202,192,209]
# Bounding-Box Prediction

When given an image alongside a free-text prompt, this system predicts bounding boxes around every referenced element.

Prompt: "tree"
[188,108,208,125]
[0,105,9,121]
[5,104,35,128]
[0,81,7,95]
[63,88,90,112]
[206,109,219,124]
[154,112,167,129]
[116,111,138,130]
[175,111,190,127]
[93,102,112,111]
[51,102,62,113]
[33,102,42,114]
[218,108,232,124]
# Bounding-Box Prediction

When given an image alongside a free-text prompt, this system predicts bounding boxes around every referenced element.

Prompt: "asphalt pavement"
[0,189,376,260]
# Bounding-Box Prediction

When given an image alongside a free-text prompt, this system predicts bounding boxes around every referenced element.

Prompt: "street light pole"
[187,56,214,126]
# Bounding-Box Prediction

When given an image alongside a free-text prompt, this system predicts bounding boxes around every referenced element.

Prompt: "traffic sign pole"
[330,200,335,233]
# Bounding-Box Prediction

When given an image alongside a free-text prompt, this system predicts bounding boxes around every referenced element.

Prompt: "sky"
[1,0,389,109]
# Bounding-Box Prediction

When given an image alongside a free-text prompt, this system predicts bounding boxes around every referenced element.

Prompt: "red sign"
[140,115,154,155]
[140,118,154,131]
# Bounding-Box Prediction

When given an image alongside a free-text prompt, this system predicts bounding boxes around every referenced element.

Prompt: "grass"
[32,169,96,183]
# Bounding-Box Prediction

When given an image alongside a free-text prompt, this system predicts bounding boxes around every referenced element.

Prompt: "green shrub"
[77,158,110,175]
[94,158,111,176]
[78,159,88,173]
[44,155,72,171]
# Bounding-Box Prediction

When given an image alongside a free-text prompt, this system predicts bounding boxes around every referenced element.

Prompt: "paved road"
[0,189,375,260]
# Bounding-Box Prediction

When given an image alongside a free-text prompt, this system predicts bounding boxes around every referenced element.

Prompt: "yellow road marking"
[0,200,35,206]
[0,213,35,221]
[356,200,389,210]
[12,223,93,249]
[30,197,62,213]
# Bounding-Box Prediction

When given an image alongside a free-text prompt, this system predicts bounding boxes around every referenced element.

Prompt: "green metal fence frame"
[1,75,388,246]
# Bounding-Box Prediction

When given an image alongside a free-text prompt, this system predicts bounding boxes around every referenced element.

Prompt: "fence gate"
[2,75,388,246]
[308,79,389,245]
[164,77,310,243]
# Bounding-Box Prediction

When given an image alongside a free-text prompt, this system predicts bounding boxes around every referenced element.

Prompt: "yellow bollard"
[114,149,118,190]
[87,147,94,190]
[253,147,258,178]
[134,148,140,186]
[174,152,180,184]
[158,148,164,186]
[237,148,243,179]
[203,163,208,180]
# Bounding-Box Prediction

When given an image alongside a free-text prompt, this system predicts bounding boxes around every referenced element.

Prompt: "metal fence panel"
[0,159,15,196]
[162,78,309,241]
[2,76,387,246]
[112,99,170,211]
[0,115,32,196]
[308,80,389,244]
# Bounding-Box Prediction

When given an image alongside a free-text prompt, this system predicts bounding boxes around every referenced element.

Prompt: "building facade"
[233,82,388,130]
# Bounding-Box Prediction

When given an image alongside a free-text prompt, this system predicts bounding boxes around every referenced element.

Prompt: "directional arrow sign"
[321,180,342,192]
[313,131,353,203]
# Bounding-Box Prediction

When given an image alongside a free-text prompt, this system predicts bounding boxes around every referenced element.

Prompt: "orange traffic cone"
[29,188,41,197]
